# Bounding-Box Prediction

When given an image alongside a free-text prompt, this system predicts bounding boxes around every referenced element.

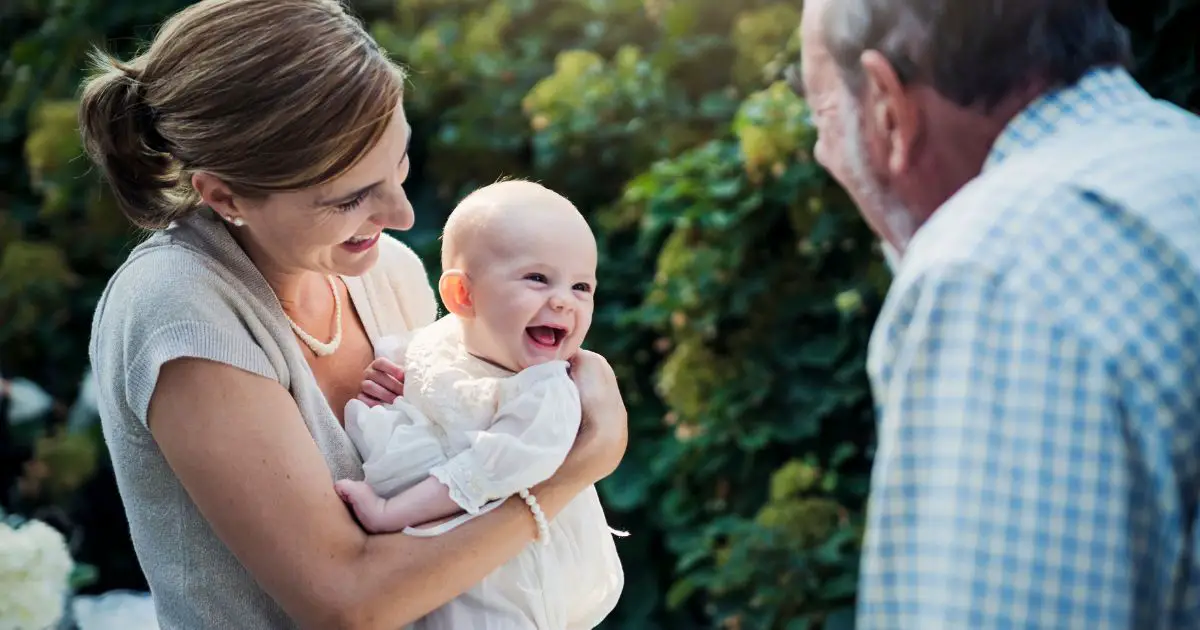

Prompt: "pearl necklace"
[286,275,342,357]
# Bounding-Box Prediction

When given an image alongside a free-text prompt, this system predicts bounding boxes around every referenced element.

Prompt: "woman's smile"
[341,231,381,253]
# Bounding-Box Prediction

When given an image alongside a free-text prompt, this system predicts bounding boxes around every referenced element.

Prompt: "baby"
[334,179,625,630]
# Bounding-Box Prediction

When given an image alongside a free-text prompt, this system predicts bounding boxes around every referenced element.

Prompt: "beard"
[839,95,913,270]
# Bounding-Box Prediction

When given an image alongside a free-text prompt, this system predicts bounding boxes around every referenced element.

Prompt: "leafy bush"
[374,3,885,626]
[2,0,1197,628]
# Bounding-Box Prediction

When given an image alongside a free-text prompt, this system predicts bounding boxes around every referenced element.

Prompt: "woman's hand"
[358,357,405,406]
[564,350,628,483]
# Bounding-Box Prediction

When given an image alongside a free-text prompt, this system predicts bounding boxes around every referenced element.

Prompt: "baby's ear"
[438,269,475,318]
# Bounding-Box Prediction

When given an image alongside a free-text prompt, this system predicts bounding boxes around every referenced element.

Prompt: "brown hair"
[77,0,406,229]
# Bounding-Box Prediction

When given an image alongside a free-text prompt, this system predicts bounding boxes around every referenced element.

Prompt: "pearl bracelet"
[518,488,550,546]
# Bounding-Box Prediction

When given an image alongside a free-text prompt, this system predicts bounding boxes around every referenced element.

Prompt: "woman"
[77,1,628,628]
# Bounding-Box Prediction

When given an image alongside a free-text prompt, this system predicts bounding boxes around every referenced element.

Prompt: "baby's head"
[438,179,597,372]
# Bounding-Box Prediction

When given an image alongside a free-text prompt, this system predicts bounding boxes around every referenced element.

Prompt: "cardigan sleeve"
[371,234,440,338]
[89,247,278,428]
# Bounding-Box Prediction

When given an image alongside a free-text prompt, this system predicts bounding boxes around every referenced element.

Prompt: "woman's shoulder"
[95,211,271,315]
[93,231,267,341]
[90,230,282,427]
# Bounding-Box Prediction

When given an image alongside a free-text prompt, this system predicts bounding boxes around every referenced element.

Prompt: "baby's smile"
[525,324,567,349]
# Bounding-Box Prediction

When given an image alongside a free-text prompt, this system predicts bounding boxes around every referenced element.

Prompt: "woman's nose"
[373,184,414,231]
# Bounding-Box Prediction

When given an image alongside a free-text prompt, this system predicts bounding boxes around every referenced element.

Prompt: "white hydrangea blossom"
[0,519,74,630]
[72,591,159,630]
[67,368,99,432]
[3,377,53,426]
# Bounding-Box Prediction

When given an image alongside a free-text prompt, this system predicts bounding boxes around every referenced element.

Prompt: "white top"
[343,314,625,629]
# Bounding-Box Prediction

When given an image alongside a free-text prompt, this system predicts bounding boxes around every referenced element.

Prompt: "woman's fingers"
[568,350,622,416]
[565,350,628,481]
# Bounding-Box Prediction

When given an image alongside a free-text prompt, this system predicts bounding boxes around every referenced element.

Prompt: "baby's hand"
[334,479,395,534]
[358,357,405,407]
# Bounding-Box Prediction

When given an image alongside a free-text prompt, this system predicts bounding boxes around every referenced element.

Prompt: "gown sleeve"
[428,361,580,514]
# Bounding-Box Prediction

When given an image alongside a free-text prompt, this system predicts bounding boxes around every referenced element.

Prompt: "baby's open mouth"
[526,325,566,348]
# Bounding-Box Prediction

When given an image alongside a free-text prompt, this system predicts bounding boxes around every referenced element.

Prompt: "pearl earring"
[225,215,245,227]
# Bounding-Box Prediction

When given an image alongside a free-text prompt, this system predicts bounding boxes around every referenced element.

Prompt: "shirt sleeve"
[90,248,279,429]
[429,361,581,514]
[858,260,1138,628]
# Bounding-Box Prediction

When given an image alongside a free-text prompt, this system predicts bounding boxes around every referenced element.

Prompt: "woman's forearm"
[335,467,589,629]
[149,358,618,630]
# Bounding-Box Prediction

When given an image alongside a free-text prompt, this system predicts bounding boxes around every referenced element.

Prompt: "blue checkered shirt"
[857,67,1200,629]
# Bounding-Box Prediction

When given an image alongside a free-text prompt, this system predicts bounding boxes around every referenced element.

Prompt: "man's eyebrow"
[313,124,413,208]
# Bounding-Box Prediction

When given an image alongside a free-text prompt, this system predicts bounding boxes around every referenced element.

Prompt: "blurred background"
[1,0,1197,628]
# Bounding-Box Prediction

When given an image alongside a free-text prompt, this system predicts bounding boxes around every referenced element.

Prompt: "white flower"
[67,368,99,432]
[3,377,53,426]
[0,519,74,630]
[72,591,159,630]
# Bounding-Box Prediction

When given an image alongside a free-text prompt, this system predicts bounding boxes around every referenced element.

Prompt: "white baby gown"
[344,314,625,630]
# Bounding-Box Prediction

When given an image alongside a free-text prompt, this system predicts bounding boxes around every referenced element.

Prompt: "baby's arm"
[335,476,460,534]
[338,362,580,533]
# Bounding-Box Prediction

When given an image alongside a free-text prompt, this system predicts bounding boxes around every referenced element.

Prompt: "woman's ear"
[192,172,245,224]
[438,270,474,318]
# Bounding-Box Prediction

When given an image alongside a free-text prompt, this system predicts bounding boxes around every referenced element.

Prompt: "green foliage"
[594,81,881,628]
[1109,0,1200,112]
[2,0,1197,626]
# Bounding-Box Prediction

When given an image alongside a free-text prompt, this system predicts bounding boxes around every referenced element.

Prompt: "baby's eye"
[572,282,592,293]
[524,273,549,284]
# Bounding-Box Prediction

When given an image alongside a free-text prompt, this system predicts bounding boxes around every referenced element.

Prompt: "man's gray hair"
[822,0,1132,111]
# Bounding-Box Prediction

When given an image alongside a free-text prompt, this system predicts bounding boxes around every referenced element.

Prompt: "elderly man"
[797,0,1200,627]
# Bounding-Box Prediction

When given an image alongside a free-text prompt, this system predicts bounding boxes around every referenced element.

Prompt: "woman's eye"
[335,190,369,213]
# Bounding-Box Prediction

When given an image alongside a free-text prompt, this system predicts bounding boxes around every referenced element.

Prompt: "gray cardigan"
[88,208,437,628]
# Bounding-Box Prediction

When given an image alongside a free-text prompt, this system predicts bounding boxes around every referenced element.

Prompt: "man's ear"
[860,49,918,177]
[438,269,474,318]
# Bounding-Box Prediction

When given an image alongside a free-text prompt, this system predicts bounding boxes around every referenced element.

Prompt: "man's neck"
[899,84,1048,223]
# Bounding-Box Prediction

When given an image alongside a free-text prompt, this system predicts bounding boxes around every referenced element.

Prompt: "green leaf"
[665,577,701,610]
[785,618,812,630]
[820,574,859,601]
[823,606,857,630]
[69,563,99,590]
[829,443,858,468]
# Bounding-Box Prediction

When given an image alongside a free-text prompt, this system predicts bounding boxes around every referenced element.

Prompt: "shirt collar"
[983,66,1149,171]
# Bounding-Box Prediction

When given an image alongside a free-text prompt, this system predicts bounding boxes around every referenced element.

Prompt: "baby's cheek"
[574,317,594,346]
